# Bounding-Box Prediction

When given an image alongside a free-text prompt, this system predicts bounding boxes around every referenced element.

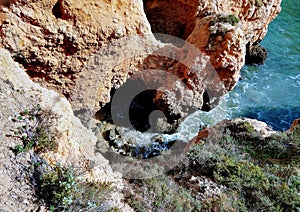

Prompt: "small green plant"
[210,14,240,28]
[217,15,240,26]
[12,105,58,154]
[39,165,76,208]
[255,0,264,7]
[38,164,114,211]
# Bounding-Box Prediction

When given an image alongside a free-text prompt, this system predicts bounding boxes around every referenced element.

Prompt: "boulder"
[245,44,268,65]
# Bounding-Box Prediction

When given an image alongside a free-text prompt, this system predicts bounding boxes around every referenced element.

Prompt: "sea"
[221,0,300,131]
[173,0,300,143]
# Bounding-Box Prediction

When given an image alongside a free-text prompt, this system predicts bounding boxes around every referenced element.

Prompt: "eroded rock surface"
[245,44,268,65]
[0,0,281,121]
[0,1,291,210]
[185,117,277,151]
[0,0,151,102]
[0,49,132,211]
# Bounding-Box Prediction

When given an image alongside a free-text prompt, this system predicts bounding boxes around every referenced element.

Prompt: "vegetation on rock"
[255,0,264,7]
[12,105,58,154]
[124,174,202,211]
[217,15,240,26]
[9,106,117,211]
[169,121,300,211]
[126,121,300,211]
[38,164,114,211]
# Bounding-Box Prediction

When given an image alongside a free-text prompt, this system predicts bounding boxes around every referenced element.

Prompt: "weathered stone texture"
[0,0,281,116]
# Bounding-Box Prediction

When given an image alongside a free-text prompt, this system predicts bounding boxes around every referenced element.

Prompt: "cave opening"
[95,78,180,134]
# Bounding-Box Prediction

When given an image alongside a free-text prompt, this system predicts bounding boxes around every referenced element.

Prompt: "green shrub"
[264,164,300,211]
[173,120,300,211]
[228,121,256,134]
[235,131,300,162]
[39,165,76,208]
[217,15,240,26]
[70,180,114,211]
[213,157,270,191]
[38,165,114,211]
[12,105,58,154]
[125,174,202,212]
[291,126,300,143]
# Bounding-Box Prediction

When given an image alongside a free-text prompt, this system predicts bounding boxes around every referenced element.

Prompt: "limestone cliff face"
[0,1,284,210]
[0,49,131,211]
[0,0,281,118]
[145,0,282,90]
[0,0,150,101]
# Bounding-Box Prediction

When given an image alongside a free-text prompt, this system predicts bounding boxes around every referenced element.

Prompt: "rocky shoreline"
[1,0,299,211]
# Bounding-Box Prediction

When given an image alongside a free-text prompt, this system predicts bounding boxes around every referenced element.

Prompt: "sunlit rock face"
[0,0,281,121]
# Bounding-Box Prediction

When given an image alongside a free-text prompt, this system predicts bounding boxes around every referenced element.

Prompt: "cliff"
[0,48,132,211]
[0,0,281,119]
[0,0,286,211]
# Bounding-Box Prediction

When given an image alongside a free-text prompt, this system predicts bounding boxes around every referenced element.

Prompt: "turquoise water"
[167,0,300,140]
[224,0,300,130]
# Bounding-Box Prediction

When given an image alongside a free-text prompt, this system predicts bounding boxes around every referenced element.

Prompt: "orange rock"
[0,0,282,117]
[290,118,300,132]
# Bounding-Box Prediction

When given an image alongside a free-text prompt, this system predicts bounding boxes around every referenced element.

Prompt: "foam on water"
[177,0,300,135]
[151,1,299,146]
[222,0,300,130]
